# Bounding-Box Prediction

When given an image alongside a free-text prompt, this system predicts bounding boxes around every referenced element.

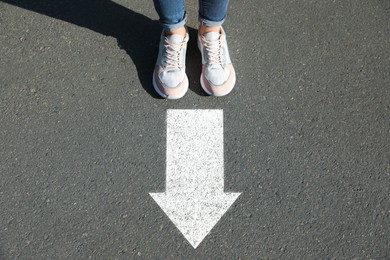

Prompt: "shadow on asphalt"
[3,0,206,98]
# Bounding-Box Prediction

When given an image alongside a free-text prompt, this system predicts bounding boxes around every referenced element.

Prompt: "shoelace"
[203,37,223,66]
[164,40,185,69]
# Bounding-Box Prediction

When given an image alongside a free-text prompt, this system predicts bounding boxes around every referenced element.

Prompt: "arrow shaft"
[166,109,224,194]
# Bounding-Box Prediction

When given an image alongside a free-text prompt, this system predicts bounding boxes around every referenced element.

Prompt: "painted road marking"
[150,109,241,248]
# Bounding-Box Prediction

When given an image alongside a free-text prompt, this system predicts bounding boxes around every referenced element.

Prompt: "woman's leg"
[197,0,236,96]
[153,0,187,35]
[198,0,229,34]
[152,0,189,99]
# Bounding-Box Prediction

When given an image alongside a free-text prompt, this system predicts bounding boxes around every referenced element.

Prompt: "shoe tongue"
[204,32,223,69]
[166,34,184,44]
[204,31,220,41]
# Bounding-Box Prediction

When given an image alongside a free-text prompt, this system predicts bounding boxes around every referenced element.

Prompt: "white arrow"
[150,109,241,248]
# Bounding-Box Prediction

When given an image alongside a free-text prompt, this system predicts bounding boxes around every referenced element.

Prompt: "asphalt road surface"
[0,0,389,259]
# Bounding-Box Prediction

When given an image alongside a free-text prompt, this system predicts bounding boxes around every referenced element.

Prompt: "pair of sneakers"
[152,27,236,99]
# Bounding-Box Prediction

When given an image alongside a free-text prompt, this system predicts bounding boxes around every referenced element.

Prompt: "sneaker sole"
[200,72,236,97]
[152,73,189,100]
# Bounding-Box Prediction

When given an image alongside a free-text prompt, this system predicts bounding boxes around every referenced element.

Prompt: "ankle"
[165,26,186,37]
[199,24,221,36]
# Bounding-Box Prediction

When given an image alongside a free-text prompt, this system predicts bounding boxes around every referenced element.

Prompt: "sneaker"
[153,31,189,99]
[197,27,236,96]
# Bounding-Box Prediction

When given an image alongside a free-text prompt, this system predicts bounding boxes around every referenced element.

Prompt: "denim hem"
[160,13,187,30]
[198,16,226,27]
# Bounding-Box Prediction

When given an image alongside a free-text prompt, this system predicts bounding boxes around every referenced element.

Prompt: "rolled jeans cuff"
[160,13,187,30]
[198,16,226,27]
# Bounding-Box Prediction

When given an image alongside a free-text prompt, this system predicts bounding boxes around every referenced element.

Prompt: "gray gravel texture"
[0,0,389,259]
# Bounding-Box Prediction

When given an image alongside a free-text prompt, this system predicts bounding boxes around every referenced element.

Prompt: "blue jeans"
[153,0,230,30]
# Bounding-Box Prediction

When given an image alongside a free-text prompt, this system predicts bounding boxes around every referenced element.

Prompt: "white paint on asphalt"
[150,109,241,248]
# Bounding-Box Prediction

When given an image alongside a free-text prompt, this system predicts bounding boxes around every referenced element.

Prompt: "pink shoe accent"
[200,64,236,97]
[153,66,189,99]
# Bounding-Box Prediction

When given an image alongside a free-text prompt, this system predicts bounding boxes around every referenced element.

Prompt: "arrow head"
[149,192,241,248]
